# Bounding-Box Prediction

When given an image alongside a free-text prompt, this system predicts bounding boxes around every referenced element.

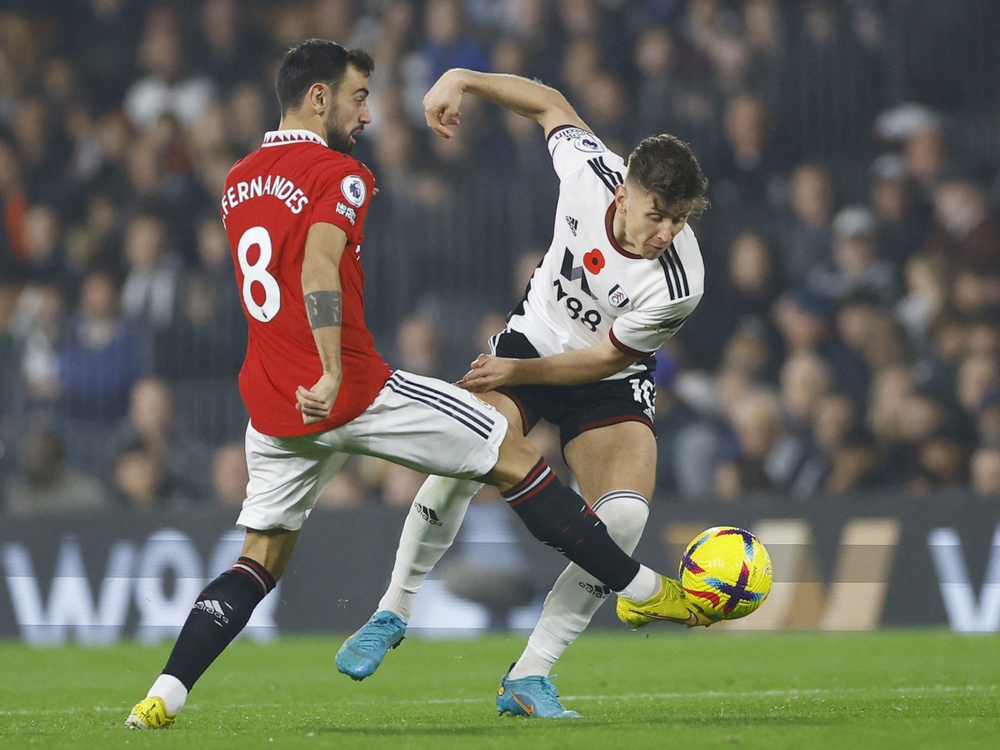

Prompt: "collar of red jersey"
[261,129,328,147]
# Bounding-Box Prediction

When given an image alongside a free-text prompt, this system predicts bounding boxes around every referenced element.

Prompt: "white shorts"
[237,370,508,531]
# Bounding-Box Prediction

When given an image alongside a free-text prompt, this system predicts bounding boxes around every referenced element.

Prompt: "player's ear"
[307,82,328,114]
[614,183,628,213]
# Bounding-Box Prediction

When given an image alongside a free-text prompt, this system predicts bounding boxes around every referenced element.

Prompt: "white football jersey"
[506,126,705,380]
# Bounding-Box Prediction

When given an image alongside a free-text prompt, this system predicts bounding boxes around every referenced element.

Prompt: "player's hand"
[295,372,340,425]
[423,72,464,138]
[457,354,516,392]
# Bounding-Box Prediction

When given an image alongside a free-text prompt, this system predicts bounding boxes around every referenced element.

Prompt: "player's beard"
[325,106,354,154]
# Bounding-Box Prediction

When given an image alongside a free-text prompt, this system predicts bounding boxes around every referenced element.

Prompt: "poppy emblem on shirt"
[341,175,366,207]
[584,248,605,274]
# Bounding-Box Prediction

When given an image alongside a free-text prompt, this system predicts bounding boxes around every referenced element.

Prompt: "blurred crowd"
[1,0,1000,516]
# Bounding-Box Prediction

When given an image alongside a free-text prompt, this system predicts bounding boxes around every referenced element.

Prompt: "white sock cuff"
[592,490,649,552]
[149,673,188,716]
[592,490,648,513]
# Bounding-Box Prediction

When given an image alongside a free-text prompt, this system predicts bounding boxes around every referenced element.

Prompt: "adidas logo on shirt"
[565,215,578,236]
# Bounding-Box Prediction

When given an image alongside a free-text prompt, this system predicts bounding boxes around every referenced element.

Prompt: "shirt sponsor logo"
[608,284,630,308]
[336,202,357,225]
[341,175,366,207]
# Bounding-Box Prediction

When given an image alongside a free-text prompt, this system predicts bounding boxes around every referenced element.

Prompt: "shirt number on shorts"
[237,226,281,322]
[630,377,655,412]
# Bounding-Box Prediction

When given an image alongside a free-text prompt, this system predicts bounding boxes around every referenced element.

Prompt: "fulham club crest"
[608,284,629,308]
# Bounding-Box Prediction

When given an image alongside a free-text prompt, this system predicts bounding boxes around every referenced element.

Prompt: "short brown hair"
[276,39,374,114]
[626,134,709,216]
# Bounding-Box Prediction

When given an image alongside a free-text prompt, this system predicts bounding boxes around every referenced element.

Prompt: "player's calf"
[125,557,277,727]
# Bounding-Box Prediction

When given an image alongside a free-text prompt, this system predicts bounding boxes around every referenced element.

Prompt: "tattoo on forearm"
[305,291,342,329]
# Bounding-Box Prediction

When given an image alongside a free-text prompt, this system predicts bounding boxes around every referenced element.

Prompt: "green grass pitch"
[1,630,998,749]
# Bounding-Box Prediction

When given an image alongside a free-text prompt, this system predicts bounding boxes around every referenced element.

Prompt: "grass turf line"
[0,630,997,749]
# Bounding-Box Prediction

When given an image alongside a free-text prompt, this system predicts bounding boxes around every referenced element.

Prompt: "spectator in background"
[124,6,214,130]
[421,0,491,84]
[715,388,783,501]
[394,314,444,378]
[63,194,123,277]
[895,254,950,348]
[57,270,149,426]
[5,426,108,515]
[808,206,897,307]
[807,391,880,496]
[769,351,831,494]
[632,25,719,162]
[20,203,63,284]
[109,377,212,502]
[710,93,784,240]
[652,345,702,498]
[9,283,65,408]
[956,354,1000,435]
[120,212,181,333]
[870,153,931,267]
[904,121,950,195]
[155,216,245,379]
[923,177,1000,274]
[773,287,868,404]
[192,0,267,95]
[0,138,29,281]
[111,443,177,509]
[211,441,248,509]
[64,0,143,112]
[780,0,884,165]
[972,448,1000,498]
[776,163,835,286]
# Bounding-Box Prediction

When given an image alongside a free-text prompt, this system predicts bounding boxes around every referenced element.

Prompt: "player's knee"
[594,492,649,551]
[485,430,540,490]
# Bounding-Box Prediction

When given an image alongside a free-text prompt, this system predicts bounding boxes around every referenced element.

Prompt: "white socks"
[509,490,650,680]
[148,674,188,715]
[377,475,483,621]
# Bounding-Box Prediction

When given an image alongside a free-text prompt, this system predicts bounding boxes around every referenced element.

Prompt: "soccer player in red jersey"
[126,39,697,730]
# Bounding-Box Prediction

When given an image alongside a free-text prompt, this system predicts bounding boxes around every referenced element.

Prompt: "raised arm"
[295,222,346,424]
[423,68,589,139]
[458,335,639,392]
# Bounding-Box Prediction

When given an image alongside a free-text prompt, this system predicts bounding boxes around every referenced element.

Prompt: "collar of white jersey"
[261,129,328,148]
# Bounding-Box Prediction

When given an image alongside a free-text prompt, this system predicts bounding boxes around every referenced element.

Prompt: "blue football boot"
[496,665,581,719]
[335,610,407,681]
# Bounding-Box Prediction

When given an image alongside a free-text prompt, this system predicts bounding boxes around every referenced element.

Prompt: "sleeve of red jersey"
[310,163,375,244]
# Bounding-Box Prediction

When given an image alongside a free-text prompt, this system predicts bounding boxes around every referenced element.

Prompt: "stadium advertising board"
[1,495,998,644]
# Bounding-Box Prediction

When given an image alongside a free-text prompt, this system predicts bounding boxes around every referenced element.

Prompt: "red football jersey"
[222,129,391,437]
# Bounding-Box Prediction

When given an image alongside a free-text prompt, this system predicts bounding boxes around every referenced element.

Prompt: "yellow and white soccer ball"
[679,526,773,622]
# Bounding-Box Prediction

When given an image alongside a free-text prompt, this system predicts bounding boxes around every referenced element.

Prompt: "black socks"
[501,459,640,591]
[163,557,276,690]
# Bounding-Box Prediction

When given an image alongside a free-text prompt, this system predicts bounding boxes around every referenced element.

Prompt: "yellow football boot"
[125,696,175,729]
[616,575,715,629]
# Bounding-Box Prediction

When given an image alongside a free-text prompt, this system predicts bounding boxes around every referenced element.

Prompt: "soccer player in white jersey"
[336,68,710,718]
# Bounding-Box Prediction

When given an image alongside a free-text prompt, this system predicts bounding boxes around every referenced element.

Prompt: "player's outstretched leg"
[125,555,277,728]
[336,476,481,680]
[508,491,649,695]
[496,664,580,719]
